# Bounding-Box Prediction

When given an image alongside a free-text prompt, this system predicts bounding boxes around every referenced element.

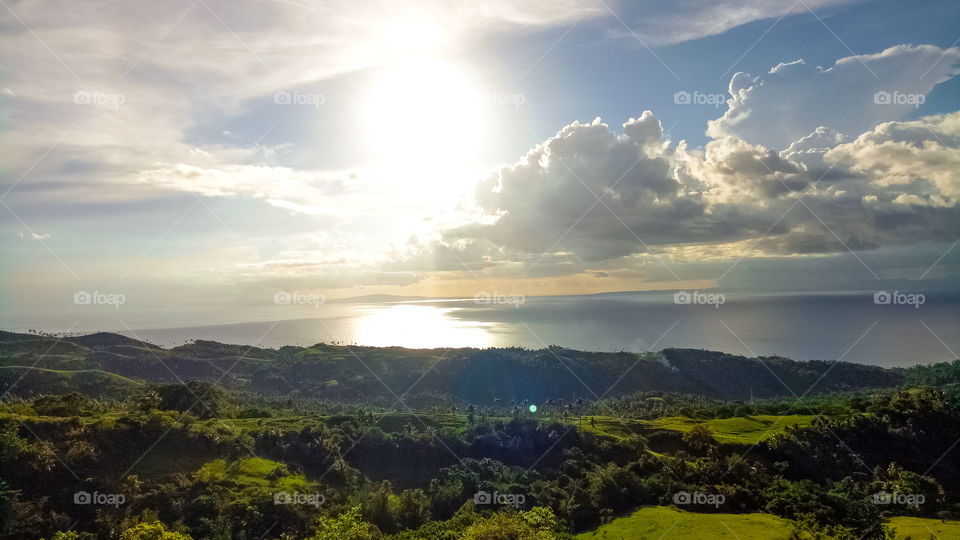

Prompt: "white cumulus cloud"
[708,45,960,149]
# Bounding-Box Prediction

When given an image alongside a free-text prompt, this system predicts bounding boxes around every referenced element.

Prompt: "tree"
[462,507,569,539]
[119,521,194,540]
[311,505,382,540]
[682,424,716,454]
[156,381,226,419]
[389,489,430,531]
[33,392,86,416]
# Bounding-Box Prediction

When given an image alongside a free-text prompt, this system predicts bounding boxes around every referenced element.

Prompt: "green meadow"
[646,414,818,444]
[574,507,795,539]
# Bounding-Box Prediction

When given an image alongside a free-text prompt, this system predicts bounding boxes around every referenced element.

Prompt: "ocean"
[93,290,960,367]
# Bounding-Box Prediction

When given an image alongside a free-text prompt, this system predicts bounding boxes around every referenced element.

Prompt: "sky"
[2,0,960,330]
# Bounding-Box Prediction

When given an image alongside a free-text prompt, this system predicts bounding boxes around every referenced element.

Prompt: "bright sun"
[364,56,487,190]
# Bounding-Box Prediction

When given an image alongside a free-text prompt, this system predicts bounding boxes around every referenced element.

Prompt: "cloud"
[780,126,847,169]
[393,108,960,281]
[707,45,960,149]
[138,163,352,215]
[825,112,960,204]
[617,0,857,46]
[3,0,959,303]
[0,0,603,204]
[446,112,709,263]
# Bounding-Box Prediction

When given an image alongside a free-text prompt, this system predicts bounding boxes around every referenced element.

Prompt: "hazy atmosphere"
[4,0,960,331]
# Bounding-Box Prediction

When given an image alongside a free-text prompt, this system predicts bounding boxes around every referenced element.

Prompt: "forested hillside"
[0,331,906,404]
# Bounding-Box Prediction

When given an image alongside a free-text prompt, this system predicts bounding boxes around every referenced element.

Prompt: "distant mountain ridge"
[0,330,921,403]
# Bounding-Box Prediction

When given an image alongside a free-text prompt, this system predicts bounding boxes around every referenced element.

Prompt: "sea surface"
[87,290,960,367]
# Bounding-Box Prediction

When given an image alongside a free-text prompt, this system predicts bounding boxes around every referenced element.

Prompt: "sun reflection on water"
[355,303,492,349]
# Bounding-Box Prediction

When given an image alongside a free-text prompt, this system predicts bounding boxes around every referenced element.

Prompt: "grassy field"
[887,516,960,539]
[0,366,141,398]
[569,414,816,445]
[575,506,795,539]
[646,415,817,444]
[195,457,319,498]
[228,411,472,434]
[574,508,960,539]
[568,415,650,443]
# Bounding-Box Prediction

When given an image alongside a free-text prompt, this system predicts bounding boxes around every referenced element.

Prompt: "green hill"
[574,506,795,539]
[887,516,960,539]
[0,365,140,398]
[647,415,817,444]
[0,331,923,403]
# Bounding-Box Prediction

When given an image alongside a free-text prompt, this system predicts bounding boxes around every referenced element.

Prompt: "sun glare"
[356,304,491,348]
[364,56,487,191]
